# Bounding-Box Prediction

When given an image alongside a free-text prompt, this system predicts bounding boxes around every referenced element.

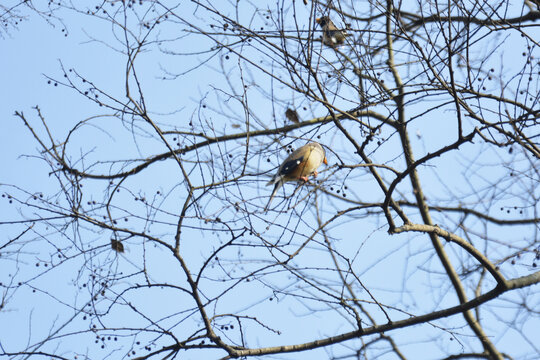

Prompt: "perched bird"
[266,142,327,209]
[316,16,348,47]
[110,239,124,253]
[285,108,300,123]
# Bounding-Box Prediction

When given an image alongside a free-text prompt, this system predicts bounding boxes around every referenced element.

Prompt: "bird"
[266,142,327,209]
[316,16,349,47]
[285,108,300,123]
[110,239,124,253]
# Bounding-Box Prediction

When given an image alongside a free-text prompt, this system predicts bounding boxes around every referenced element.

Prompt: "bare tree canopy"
[1,1,539,359]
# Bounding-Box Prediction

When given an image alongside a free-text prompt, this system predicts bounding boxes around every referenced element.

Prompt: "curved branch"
[392,223,507,286]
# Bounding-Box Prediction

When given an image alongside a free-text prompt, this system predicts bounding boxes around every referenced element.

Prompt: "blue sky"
[1,2,539,359]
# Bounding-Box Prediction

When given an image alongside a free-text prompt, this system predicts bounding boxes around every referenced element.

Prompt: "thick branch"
[219,271,540,358]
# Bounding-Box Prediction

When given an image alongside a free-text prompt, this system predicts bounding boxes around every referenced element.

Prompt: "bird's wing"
[267,157,303,184]
[279,156,304,176]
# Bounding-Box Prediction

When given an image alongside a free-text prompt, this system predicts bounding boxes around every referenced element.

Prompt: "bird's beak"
[323,157,328,165]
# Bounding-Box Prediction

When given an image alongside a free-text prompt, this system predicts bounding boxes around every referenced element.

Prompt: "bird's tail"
[265,180,282,210]
[266,173,282,186]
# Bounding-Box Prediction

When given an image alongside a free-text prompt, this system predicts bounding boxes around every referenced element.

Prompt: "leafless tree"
[2,1,539,359]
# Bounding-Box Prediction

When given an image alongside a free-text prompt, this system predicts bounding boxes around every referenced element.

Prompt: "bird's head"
[315,16,329,27]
